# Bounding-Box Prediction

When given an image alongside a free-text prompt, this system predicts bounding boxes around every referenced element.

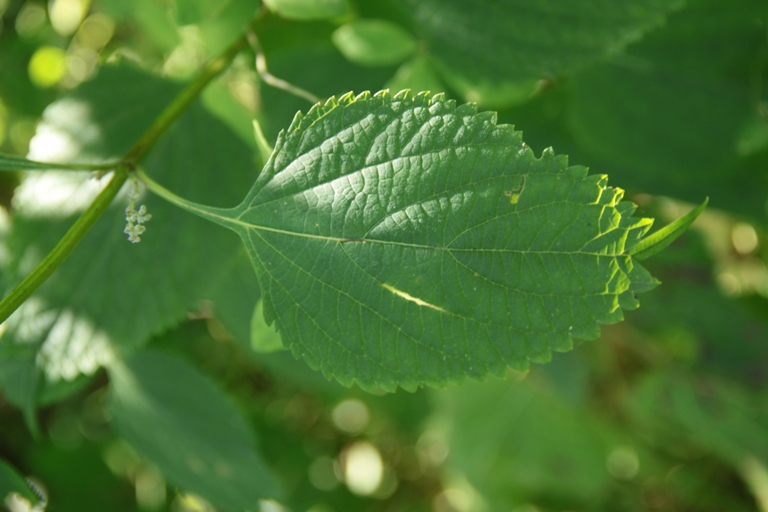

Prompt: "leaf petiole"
[135,167,219,221]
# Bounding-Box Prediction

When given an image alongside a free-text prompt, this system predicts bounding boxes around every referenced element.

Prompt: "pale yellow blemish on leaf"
[381,283,447,313]
[504,176,525,204]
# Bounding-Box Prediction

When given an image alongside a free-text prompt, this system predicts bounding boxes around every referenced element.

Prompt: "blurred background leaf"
[108,349,282,510]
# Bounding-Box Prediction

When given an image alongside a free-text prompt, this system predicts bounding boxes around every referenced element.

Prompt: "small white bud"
[124,178,150,243]
[135,205,152,224]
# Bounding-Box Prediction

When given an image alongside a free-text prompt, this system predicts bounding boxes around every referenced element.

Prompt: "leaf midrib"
[223,210,628,257]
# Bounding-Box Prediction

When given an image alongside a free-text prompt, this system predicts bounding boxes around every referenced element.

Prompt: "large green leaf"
[108,350,281,510]
[392,0,683,85]
[144,91,666,391]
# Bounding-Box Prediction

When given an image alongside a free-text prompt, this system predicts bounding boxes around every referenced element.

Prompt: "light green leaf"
[385,55,446,98]
[108,350,282,510]
[144,91,666,392]
[332,20,417,67]
[98,0,180,51]
[393,0,683,84]
[263,0,349,20]
[175,0,260,56]
[628,199,707,260]
[251,300,285,353]
[437,70,541,110]
[0,342,41,438]
[0,459,41,506]
[201,79,261,148]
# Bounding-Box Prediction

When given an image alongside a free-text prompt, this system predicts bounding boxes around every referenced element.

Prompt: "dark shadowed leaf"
[393,0,683,85]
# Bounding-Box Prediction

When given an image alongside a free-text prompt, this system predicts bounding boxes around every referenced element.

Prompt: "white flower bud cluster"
[124,180,151,243]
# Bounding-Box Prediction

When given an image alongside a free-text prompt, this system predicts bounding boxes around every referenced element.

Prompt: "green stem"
[136,167,236,231]
[0,155,123,172]
[247,30,321,104]
[0,32,249,324]
[36,161,122,171]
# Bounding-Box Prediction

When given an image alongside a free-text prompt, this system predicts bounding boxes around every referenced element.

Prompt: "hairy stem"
[0,33,249,324]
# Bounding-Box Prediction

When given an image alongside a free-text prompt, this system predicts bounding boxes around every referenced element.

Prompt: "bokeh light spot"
[732,222,759,255]
[49,0,88,36]
[607,445,640,480]
[15,2,47,39]
[331,399,369,434]
[29,46,67,88]
[343,442,383,495]
[308,456,339,491]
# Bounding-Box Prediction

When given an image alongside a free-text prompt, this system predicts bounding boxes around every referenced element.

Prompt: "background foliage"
[1,0,768,511]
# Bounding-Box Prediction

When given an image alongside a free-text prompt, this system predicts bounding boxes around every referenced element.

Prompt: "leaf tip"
[628,198,708,261]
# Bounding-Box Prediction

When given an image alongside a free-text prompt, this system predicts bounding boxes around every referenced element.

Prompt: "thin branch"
[0,154,122,172]
[247,30,321,105]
